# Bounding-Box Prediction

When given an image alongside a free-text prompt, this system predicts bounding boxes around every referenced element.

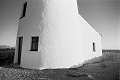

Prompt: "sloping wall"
[14,0,102,69]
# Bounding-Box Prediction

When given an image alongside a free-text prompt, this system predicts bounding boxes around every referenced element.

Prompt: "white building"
[14,0,102,69]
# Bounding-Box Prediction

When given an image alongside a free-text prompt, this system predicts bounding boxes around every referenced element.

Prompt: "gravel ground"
[0,66,96,80]
[0,67,49,80]
[0,62,119,80]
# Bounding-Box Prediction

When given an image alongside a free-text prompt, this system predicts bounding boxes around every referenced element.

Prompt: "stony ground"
[0,51,120,80]
[0,66,94,80]
[0,61,119,80]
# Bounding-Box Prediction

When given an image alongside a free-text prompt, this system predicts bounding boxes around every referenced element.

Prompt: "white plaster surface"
[14,0,102,69]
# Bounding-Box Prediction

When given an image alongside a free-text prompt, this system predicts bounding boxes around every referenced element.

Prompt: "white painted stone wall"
[14,0,102,69]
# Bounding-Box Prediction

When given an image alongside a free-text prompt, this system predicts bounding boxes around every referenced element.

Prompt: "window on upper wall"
[93,42,96,52]
[30,36,39,51]
[20,1,27,19]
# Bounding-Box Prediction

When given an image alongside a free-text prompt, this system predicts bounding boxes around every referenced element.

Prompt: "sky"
[77,0,120,49]
[0,0,119,49]
[0,0,23,47]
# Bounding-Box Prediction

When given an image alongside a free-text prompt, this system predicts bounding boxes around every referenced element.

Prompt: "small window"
[20,1,27,19]
[30,36,39,51]
[93,42,96,52]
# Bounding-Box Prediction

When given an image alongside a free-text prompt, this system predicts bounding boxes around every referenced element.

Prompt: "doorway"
[18,37,23,65]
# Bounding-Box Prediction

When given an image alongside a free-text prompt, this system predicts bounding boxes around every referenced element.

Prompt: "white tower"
[14,0,102,69]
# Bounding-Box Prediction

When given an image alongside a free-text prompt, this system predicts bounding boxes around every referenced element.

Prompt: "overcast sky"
[0,0,120,49]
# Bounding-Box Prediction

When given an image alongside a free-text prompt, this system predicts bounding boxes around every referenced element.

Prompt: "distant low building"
[14,0,102,69]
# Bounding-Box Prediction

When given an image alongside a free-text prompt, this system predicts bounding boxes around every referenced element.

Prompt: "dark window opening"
[93,42,96,52]
[20,1,27,19]
[31,36,39,51]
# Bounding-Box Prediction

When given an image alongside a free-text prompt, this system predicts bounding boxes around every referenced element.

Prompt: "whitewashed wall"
[14,0,102,69]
